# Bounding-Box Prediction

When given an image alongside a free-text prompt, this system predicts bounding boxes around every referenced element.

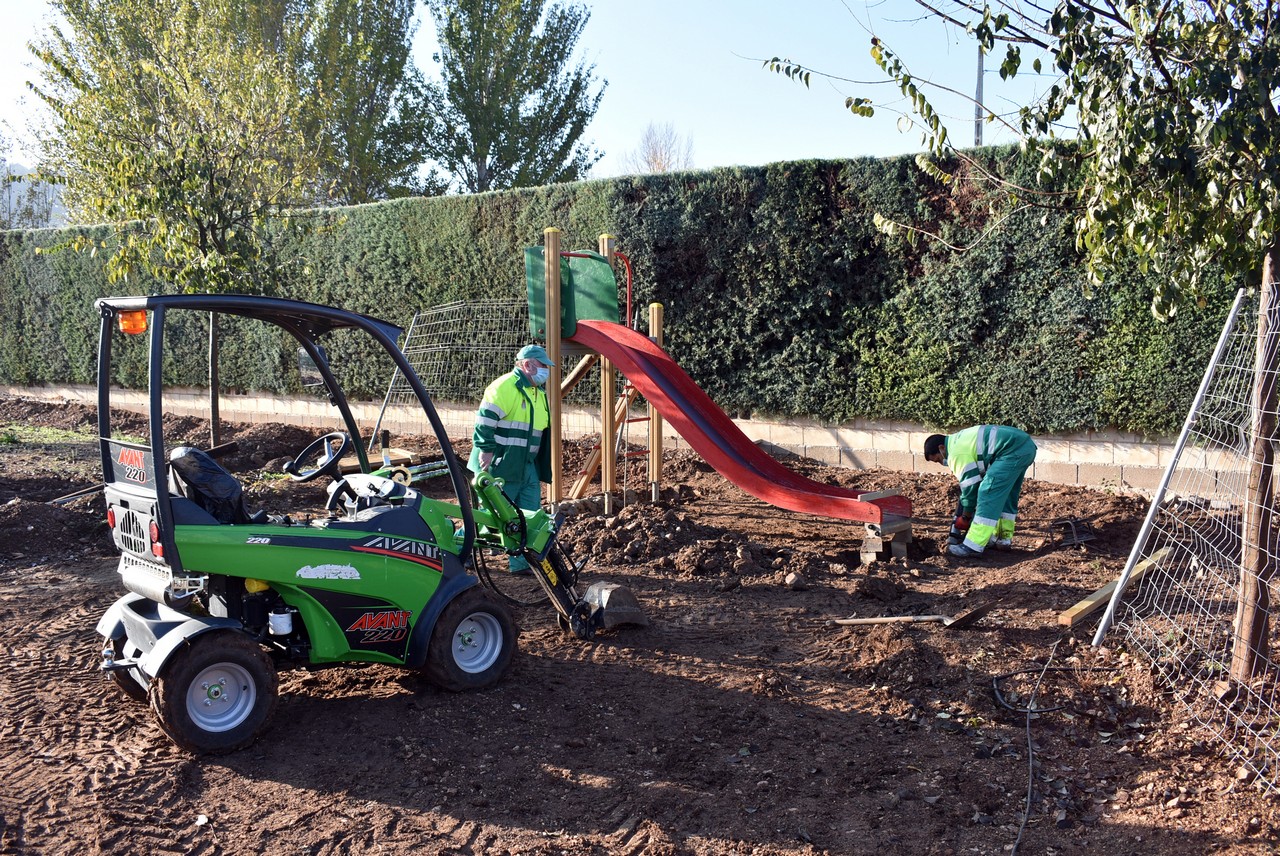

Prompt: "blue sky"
[0,0,1060,176]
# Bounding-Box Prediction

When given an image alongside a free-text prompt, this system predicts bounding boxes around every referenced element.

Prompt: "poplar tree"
[305,0,442,202]
[422,0,605,193]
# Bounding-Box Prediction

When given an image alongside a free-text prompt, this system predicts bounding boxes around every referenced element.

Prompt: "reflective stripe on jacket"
[945,425,1035,512]
[468,370,551,484]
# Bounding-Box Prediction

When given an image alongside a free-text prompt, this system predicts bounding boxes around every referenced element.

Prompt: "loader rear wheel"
[423,587,515,692]
[150,632,278,754]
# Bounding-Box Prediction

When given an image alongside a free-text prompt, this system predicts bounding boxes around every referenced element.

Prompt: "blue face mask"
[531,367,550,386]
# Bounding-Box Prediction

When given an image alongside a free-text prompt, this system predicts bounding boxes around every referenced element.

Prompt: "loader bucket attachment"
[583,582,649,629]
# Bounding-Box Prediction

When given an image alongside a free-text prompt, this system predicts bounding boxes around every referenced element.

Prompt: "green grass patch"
[0,423,97,445]
[0,423,146,446]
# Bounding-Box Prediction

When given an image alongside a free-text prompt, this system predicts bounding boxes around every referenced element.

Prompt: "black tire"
[103,636,148,703]
[149,632,278,754]
[423,587,516,692]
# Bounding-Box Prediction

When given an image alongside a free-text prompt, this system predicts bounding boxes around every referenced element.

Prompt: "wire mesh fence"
[382,299,598,405]
[1107,289,1280,791]
[389,299,532,404]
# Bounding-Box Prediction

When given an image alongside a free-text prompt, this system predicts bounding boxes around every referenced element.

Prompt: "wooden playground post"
[543,227,563,505]
[648,302,664,500]
[598,234,618,514]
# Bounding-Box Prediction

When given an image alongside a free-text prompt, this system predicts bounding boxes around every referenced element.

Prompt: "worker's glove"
[479,451,494,471]
[947,513,972,546]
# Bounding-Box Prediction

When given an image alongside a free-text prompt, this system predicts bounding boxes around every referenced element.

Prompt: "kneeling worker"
[923,425,1037,557]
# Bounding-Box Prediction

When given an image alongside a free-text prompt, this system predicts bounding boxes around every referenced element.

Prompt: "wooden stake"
[544,227,563,505]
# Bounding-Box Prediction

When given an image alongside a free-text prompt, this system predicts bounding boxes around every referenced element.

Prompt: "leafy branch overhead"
[767,1,1280,320]
[763,57,873,117]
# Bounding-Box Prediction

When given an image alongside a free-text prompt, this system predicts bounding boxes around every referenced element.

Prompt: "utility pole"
[974,42,984,146]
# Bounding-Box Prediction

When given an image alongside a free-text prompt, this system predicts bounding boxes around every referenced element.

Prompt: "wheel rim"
[184,662,258,732]
[452,611,504,674]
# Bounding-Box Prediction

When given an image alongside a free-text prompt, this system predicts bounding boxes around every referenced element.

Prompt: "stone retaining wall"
[4,384,1177,493]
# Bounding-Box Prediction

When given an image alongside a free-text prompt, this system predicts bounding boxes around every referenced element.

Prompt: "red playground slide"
[566,320,912,525]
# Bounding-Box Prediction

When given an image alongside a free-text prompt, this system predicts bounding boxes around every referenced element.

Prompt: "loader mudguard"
[140,617,247,679]
[94,593,136,642]
[402,574,481,670]
[100,592,244,679]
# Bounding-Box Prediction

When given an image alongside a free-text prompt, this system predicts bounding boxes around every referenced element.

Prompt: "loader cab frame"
[94,293,477,585]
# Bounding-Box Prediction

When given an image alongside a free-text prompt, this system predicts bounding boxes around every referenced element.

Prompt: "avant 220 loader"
[93,294,639,754]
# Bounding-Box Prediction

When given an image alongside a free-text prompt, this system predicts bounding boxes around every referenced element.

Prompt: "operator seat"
[168,446,268,525]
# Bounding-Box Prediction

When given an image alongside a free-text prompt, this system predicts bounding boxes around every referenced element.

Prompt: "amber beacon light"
[117,310,148,335]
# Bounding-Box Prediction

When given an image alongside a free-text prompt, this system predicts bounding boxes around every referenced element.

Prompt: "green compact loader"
[94,294,637,754]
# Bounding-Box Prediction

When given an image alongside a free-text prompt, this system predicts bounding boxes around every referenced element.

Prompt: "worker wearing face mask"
[923,425,1037,557]
[468,344,556,574]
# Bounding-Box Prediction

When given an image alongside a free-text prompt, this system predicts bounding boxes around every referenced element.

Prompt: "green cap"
[516,344,555,366]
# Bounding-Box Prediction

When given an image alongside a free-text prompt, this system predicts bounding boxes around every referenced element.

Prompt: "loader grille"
[116,508,148,555]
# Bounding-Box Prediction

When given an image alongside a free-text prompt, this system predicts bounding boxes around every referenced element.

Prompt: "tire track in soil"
[1,561,192,855]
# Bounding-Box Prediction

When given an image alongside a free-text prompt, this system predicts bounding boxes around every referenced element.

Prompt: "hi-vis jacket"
[945,424,1036,513]
[468,370,552,484]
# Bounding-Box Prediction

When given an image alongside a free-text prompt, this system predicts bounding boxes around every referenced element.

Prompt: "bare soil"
[1,392,1277,855]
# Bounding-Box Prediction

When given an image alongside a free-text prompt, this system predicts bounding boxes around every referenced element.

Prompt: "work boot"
[990,537,1013,549]
[947,543,983,558]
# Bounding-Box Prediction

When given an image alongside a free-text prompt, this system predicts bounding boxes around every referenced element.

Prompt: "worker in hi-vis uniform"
[468,344,555,574]
[923,425,1037,557]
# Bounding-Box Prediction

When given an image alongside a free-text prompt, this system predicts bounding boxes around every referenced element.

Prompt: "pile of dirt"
[0,495,111,562]
[213,421,320,471]
[2,392,1278,856]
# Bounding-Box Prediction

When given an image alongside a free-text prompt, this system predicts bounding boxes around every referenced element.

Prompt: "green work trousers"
[505,461,543,572]
[963,442,1036,552]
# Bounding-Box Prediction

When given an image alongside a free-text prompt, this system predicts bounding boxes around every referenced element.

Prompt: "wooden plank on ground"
[1058,546,1171,628]
[339,448,416,473]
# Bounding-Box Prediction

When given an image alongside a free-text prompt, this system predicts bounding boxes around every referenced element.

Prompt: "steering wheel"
[283,431,353,483]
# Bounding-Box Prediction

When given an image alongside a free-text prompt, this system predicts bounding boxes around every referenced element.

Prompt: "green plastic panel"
[525,247,620,340]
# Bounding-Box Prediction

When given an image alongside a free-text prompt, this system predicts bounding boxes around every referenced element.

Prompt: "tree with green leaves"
[772,1,1280,681]
[30,0,324,291]
[304,0,445,203]
[30,0,338,446]
[421,0,605,193]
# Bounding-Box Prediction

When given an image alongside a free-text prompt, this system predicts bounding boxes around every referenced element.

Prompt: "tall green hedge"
[0,146,1242,437]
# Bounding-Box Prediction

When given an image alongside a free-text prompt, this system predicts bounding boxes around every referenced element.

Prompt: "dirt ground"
[1,392,1278,856]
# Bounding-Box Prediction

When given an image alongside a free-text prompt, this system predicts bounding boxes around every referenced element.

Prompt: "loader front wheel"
[423,587,515,692]
[150,632,278,754]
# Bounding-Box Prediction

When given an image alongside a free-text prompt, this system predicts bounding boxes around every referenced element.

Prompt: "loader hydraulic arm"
[466,471,617,640]
[469,471,555,556]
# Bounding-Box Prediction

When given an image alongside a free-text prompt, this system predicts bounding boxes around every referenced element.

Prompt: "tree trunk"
[1232,243,1280,682]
